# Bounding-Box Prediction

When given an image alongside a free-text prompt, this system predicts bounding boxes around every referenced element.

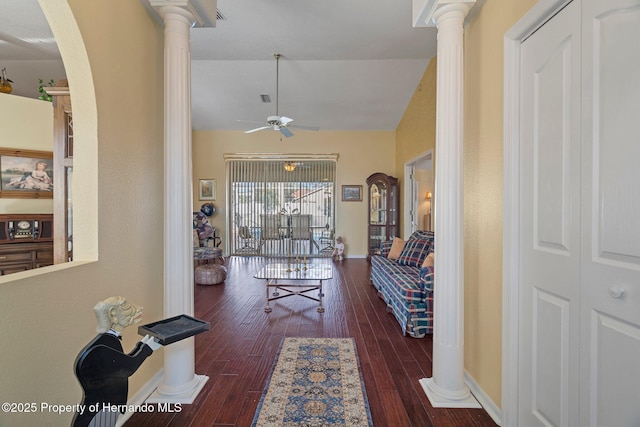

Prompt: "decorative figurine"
[332,236,345,262]
[72,296,161,427]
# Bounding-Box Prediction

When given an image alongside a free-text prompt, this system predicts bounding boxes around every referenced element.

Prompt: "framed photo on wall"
[0,148,54,199]
[341,185,362,202]
[199,179,216,201]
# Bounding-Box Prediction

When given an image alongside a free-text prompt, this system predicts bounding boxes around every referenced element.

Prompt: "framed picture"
[0,148,54,199]
[341,185,362,202]
[199,179,216,201]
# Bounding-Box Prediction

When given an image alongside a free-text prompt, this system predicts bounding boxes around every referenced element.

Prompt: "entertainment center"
[0,214,53,275]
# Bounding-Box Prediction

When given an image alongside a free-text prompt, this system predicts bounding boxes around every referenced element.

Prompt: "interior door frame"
[403,150,433,239]
[502,0,574,425]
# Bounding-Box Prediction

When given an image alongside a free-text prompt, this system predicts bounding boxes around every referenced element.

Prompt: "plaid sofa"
[370,230,434,338]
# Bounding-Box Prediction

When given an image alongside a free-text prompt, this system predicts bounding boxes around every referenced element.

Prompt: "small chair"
[319,226,335,253]
[193,211,221,248]
[193,212,224,269]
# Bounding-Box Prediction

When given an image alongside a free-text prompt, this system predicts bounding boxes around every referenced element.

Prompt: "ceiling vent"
[216,10,226,20]
[260,94,271,103]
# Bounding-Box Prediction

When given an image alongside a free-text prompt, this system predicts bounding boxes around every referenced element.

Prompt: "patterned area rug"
[252,337,373,426]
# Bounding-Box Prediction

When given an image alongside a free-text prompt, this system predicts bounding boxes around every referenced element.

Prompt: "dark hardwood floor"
[126,257,498,427]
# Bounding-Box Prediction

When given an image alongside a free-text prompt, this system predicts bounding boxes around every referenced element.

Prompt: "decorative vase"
[0,68,12,94]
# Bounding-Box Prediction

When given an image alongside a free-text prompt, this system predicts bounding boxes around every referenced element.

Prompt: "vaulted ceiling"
[1,0,437,133]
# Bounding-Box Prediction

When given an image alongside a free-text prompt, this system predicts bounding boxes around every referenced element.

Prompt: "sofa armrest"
[419,265,434,292]
[380,240,393,258]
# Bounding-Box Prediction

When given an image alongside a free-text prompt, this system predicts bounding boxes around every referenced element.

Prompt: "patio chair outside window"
[227,158,336,257]
[319,227,334,253]
[289,214,315,254]
[236,226,256,253]
[259,214,283,255]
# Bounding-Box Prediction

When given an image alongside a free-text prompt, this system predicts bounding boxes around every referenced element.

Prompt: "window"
[226,156,337,257]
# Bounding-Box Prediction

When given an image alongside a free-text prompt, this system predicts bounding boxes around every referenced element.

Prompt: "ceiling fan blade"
[288,123,320,131]
[236,119,266,125]
[280,126,294,138]
[245,126,271,134]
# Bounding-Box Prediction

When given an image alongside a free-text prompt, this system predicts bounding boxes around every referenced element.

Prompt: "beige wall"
[463,0,538,407]
[395,57,437,238]
[192,130,396,256]
[0,95,54,213]
[0,1,165,426]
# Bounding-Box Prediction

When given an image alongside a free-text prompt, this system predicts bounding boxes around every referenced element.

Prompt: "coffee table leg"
[265,279,272,313]
[317,279,325,313]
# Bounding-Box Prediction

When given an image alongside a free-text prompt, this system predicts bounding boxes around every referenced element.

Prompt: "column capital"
[413,0,476,27]
[148,0,217,27]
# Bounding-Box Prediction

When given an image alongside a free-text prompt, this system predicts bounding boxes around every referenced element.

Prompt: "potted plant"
[38,78,55,101]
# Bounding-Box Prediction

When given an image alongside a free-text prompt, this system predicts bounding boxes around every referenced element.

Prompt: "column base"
[146,374,209,404]
[419,377,481,408]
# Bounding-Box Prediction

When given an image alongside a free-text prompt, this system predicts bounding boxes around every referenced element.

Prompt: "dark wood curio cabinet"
[366,172,399,260]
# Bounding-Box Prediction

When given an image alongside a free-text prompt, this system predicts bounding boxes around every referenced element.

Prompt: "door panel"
[534,37,573,255]
[589,312,640,426]
[519,1,581,425]
[581,1,640,426]
[532,289,571,426]
[591,6,640,265]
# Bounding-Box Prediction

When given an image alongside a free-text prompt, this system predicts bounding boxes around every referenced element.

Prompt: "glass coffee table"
[254,263,333,313]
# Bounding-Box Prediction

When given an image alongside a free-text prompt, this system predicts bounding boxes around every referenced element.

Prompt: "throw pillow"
[409,230,435,253]
[387,237,405,260]
[422,251,434,267]
[397,238,431,267]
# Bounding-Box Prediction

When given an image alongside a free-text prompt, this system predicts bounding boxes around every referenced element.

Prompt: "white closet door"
[518,2,581,426]
[580,1,640,426]
[519,1,582,425]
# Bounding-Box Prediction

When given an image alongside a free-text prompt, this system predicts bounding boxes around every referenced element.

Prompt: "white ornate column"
[145,0,216,404]
[414,0,480,408]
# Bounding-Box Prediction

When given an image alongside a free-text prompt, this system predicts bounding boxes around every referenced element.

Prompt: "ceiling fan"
[283,161,311,171]
[239,53,319,138]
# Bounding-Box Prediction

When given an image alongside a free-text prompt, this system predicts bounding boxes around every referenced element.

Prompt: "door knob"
[608,285,625,299]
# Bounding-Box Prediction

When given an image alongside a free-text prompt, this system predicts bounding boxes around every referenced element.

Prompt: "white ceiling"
[1,0,437,133]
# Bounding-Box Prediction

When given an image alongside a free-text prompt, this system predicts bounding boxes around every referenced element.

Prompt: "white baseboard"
[464,370,502,426]
[115,369,164,427]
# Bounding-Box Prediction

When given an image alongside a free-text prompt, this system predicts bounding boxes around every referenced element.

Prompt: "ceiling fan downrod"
[274,53,281,118]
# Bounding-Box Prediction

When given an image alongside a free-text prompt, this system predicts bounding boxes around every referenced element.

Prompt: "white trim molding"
[502,1,573,425]
[464,371,502,426]
[223,153,339,162]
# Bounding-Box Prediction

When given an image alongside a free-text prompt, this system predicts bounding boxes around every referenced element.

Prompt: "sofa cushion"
[371,256,425,305]
[397,238,431,267]
[388,237,405,260]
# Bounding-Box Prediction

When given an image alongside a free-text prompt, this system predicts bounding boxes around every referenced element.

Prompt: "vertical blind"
[226,156,337,258]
